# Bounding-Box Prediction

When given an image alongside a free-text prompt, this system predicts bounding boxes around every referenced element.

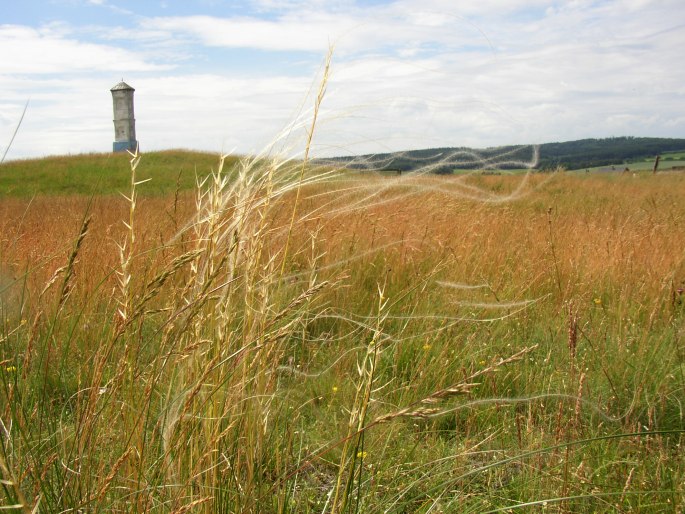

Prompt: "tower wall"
[111,82,138,152]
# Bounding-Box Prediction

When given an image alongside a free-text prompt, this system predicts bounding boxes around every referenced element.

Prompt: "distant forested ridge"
[537,137,685,169]
[321,137,685,173]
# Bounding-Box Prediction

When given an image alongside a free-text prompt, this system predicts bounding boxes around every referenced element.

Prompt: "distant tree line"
[321,137,685,173]
[537,137,685,170]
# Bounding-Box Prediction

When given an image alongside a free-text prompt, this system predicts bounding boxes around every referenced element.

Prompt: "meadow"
[583,149,685,173]
[0,150,228,197]
[1,150,684,513]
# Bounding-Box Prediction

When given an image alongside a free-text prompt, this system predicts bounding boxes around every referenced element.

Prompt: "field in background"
[1,154,684,512]
[579,150,685,173]
[659,150,685,160]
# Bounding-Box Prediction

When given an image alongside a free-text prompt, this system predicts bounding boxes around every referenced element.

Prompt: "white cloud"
[139,4,497,57]
[0,24,171,74]
[142,15,330,52]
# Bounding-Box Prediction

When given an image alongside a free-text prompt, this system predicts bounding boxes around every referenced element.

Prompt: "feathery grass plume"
[148,54,340,512]
[281,47,332,276]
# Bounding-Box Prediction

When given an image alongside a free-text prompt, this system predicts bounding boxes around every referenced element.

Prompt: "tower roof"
[111,81,135,91]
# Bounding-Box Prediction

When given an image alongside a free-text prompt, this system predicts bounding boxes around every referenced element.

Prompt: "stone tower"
[110,80,138,152]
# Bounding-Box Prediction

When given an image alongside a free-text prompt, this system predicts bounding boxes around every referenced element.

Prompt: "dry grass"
[1,161,684,513]
[5,171,682,308]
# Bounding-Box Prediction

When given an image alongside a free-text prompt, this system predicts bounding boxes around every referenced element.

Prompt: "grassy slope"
[0,150,235,197]
[1,154,684,512]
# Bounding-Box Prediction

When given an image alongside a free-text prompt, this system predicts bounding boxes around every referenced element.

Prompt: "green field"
[0,150,230,197]
[658,150,685,160]
[1,151,684,512]
[584,161,685,172]
[578,150,685,172]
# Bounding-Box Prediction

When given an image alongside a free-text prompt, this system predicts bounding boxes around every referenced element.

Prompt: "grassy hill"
[0,149,231,197]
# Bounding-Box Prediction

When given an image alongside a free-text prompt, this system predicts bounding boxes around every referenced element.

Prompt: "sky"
[1,0,684,161]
